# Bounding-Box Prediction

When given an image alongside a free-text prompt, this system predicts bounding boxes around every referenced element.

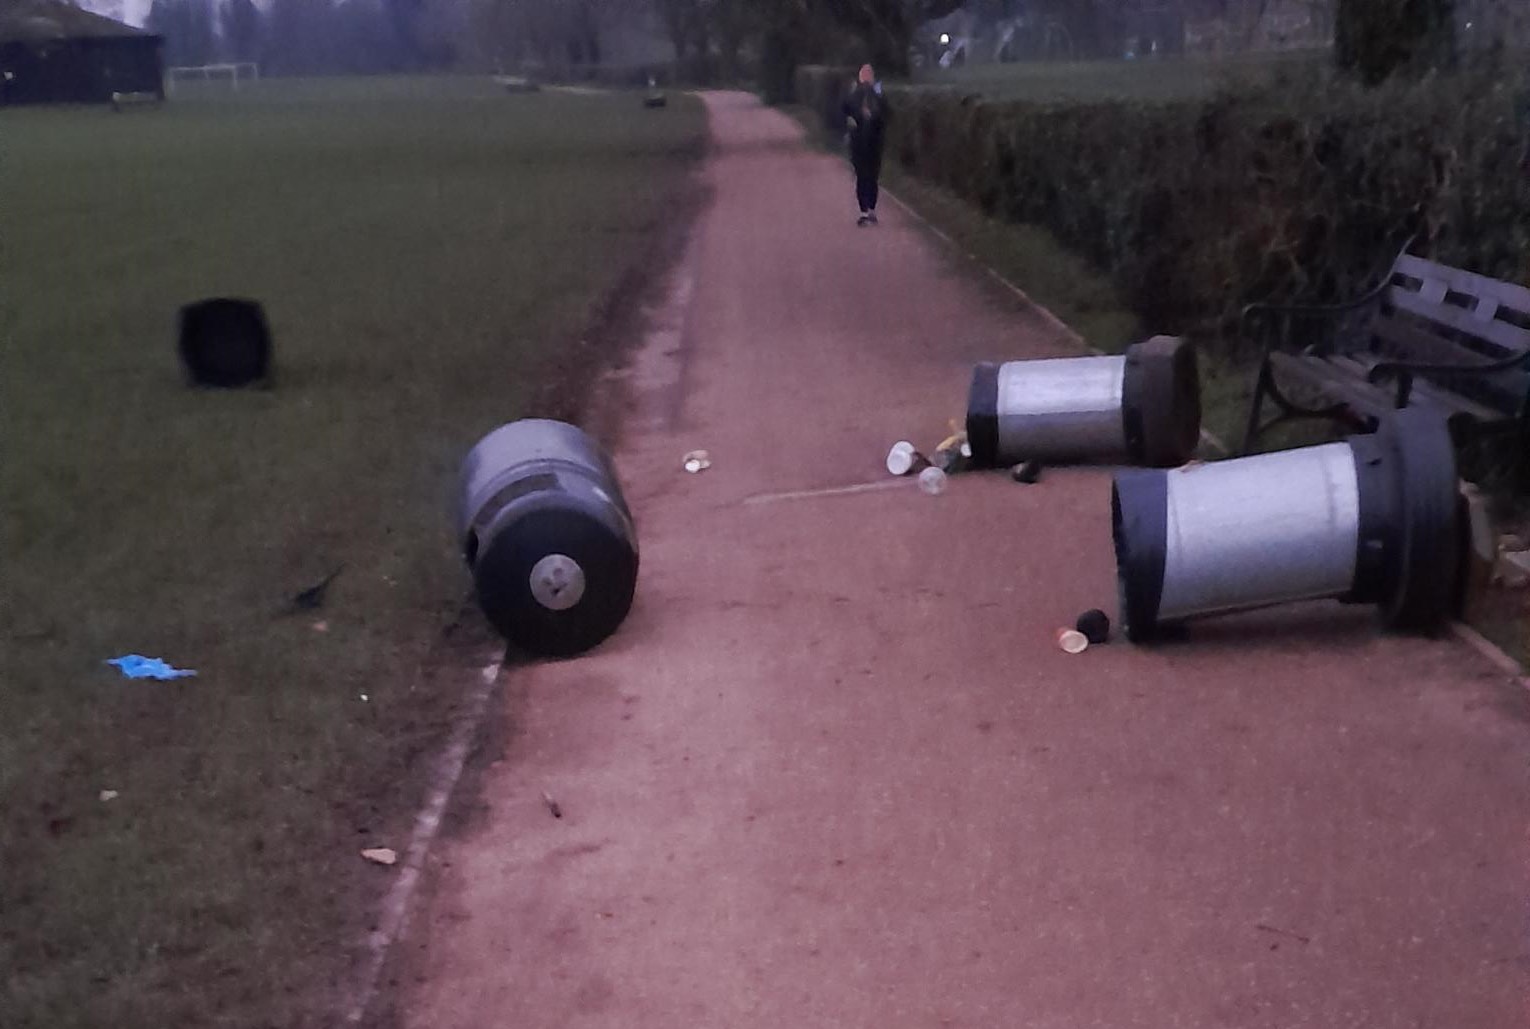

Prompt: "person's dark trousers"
[852,149,882,213]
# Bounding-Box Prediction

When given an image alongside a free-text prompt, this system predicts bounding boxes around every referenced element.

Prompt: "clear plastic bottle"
[918,466,948,496]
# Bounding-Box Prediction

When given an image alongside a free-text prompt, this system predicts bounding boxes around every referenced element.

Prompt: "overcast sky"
[78,0,154,29]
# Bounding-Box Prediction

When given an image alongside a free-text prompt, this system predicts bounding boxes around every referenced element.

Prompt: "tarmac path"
[403,92,1530,1029]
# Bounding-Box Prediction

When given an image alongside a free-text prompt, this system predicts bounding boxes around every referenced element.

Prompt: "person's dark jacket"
[842,82,889,161]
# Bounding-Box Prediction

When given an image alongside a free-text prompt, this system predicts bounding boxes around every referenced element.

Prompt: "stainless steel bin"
[966,335,1200,468]
[1112,408,1463,641]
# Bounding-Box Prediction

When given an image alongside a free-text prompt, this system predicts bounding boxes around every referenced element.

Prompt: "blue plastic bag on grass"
[106,655,198,680]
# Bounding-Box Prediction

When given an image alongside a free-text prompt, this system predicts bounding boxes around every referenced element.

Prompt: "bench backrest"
[1364,254,1530,415]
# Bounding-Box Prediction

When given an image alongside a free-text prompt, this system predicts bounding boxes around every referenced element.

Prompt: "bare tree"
[821,0,966,73]
[221,0,261,61]
[469,0,635,71]
[710,0,754,78]
[654,0,703,71]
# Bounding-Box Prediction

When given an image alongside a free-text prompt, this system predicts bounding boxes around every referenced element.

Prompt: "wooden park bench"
[1240,245,1530,459]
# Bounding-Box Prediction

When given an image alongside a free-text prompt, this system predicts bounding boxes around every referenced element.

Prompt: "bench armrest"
[1240,289,1386,323]
[1366,349,1530,410]
[1367,348,1530,381]
[1239,281,1390,356]
[1239,234,1417,355]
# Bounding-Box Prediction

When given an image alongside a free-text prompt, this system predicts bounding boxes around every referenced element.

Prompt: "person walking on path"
[843,64,889,226]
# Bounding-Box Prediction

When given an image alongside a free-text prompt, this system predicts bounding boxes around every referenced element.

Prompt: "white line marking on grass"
[342,651,505,1026]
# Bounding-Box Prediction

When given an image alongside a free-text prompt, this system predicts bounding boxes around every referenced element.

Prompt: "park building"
[0,0,163,104]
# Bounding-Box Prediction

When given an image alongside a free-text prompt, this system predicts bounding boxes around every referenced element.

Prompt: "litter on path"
[1011,459,1043,484]
[1076,609,1111,644]
[886,440,929,476]
[888,421,970,479]
[930,427,971,474]
[1056,629,1089,654]
[286,564,345,614]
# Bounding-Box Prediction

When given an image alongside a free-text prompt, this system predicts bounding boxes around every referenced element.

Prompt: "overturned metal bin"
[1112,408,1463,642]
[178,297,272,388]
[966,335,1200,468]
[458,420,639,657]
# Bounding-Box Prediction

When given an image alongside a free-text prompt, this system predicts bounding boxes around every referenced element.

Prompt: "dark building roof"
[0,0,148,43]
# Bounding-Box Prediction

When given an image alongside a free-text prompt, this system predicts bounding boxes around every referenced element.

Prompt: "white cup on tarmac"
[1056,628,1089,654]
[887,440,931,477]
[918,466,948,496]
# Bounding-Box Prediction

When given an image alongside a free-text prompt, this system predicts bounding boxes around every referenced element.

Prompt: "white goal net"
[164,63,260,94]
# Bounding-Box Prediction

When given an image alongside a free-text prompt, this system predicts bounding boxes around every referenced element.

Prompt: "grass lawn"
[907,50,1329,102]
[1,75,704,1028]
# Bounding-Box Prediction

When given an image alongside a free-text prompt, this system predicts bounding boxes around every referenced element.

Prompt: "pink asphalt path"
[404,92,1530,1029]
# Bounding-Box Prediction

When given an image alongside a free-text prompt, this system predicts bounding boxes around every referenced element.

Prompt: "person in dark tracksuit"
[843,64,889,226]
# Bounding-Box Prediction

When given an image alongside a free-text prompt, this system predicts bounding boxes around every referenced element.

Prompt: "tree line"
[141,0,971,79]
[145,0,458,74]
[142,0,1479,88]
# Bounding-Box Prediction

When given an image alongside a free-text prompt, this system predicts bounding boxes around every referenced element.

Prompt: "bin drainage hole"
[530,554,585,611]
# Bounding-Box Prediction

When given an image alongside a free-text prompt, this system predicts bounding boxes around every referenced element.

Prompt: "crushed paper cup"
[936,430,967,454]
[1056,628,1089,654]
[932,431,970,474]
[933,447,966,473]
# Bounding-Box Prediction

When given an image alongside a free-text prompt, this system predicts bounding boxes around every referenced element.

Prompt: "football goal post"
[164,62,259,95]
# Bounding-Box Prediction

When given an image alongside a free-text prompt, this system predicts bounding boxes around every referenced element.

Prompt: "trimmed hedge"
[796,64,1530,340]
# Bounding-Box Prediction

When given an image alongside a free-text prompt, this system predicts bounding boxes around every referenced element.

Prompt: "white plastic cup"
[918,466,948,496]
[887,441,931,477]
[1056,628,1089,654]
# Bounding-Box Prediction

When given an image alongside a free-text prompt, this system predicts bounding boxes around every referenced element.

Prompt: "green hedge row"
[796,64,1530,339]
